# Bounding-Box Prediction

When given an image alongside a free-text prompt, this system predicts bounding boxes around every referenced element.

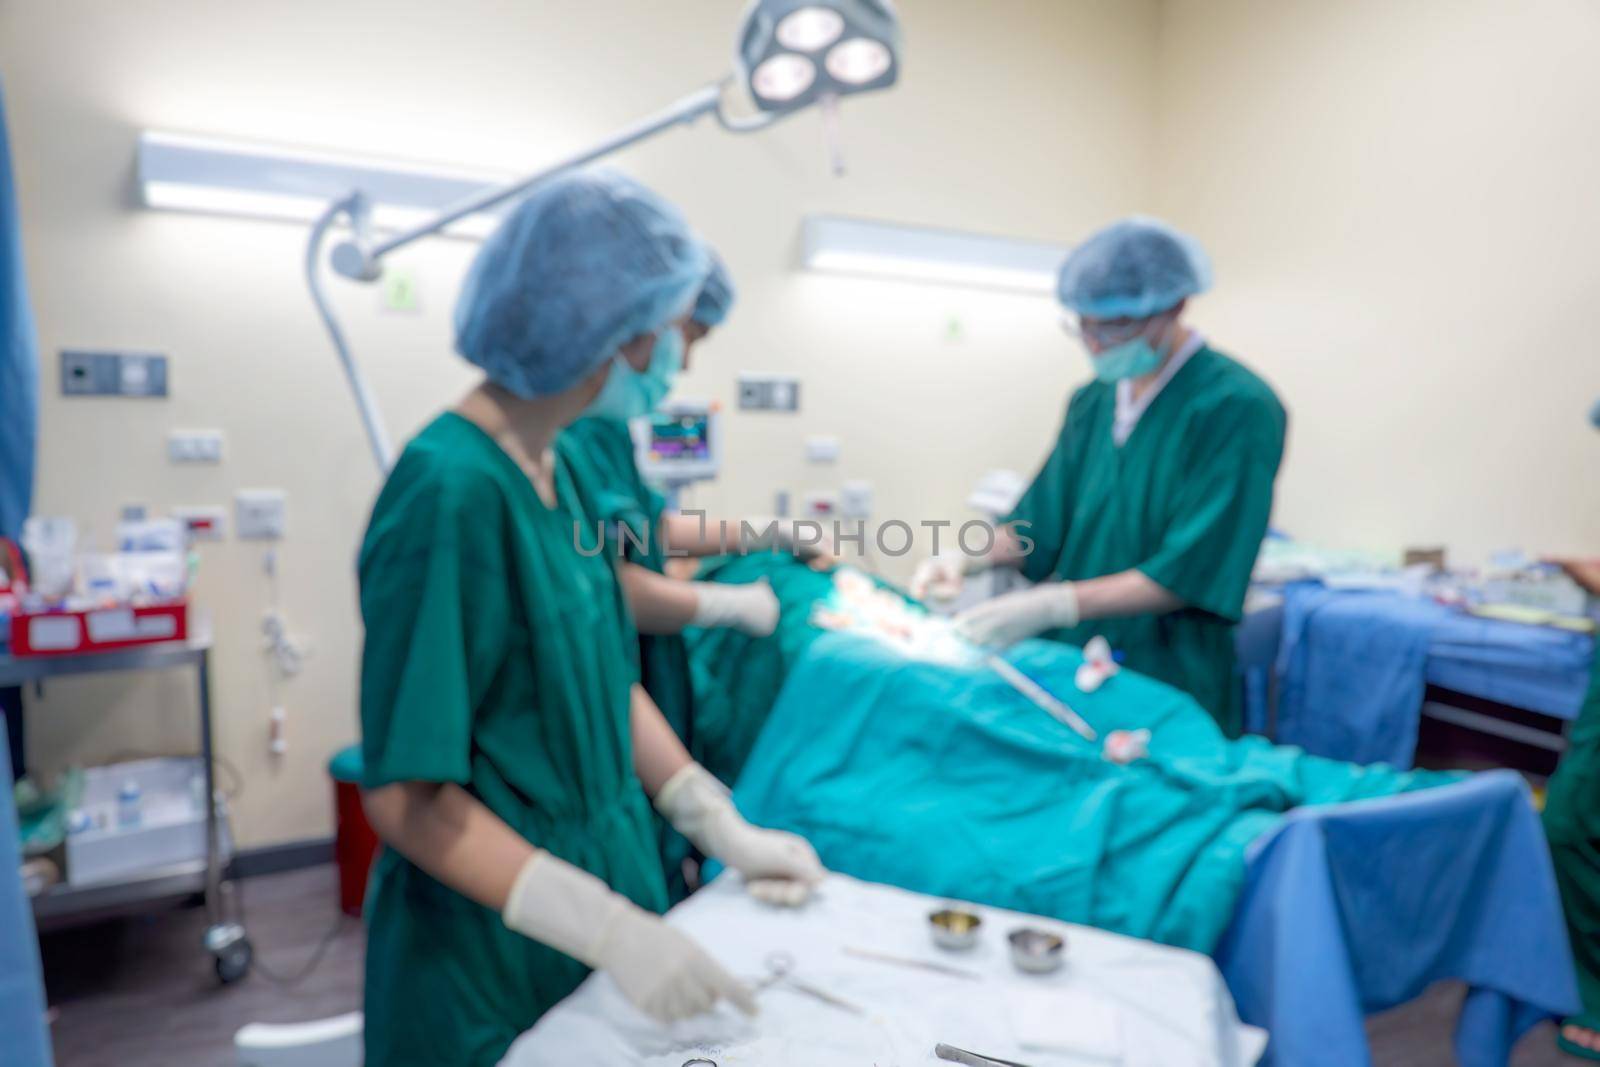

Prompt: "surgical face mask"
[1089,335,1164,383]
[585,327,684,421]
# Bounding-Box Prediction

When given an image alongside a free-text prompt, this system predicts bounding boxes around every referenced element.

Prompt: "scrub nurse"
[1544,397,1600,1058]
[357,170,824,1067]
[913,218,1287,734]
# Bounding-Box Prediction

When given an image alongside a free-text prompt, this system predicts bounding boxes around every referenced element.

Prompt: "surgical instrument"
[842,946,982,980]
[985,654,1097,741]
[753,950,864,1015]
[934,1043,1035,1067]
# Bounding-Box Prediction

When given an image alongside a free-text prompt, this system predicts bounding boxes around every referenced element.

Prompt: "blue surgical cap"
[692,251,736,328]
[454,169,709,398]
[1057,216,1212,320]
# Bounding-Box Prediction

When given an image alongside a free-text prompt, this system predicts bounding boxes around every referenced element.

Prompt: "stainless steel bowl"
[928,907,983,951]
[1007,926,1066,974]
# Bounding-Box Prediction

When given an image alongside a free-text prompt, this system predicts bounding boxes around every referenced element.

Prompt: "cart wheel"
[215,937,253,984]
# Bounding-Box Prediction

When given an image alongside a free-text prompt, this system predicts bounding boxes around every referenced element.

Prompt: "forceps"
[752,950,865,1015]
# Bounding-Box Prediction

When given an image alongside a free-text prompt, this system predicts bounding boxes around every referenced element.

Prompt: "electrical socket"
[168,429,224,464]
[235,489,287,541]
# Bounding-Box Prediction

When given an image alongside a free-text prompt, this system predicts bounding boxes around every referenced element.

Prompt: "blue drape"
[1,76,39,541]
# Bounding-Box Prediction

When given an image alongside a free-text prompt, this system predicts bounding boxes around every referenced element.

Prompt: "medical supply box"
[64,757,231,887]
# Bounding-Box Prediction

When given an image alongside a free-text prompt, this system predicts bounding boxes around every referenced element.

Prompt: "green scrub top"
[556,415,700,901]
[1007,346,1286,735]
[556,416,697,747]
[1544,645,1600,1029]
[358,412,667,1067]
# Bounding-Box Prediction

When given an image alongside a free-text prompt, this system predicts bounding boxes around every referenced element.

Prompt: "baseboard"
[230,836,335,879]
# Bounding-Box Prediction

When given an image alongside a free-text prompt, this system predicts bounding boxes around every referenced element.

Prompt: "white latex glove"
[910,555,971,603]
[691,580,779,636]
[503,851,755,1022]
[655,764,826,907]
[954,582,1080,648]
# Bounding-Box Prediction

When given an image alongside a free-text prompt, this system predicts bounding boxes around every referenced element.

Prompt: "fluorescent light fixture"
[800,215,1072,293]
[137,131,515,238]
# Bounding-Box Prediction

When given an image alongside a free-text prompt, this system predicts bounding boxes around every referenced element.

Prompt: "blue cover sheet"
[1,729,52,1067]
[1217,771,1579,1066]
[1274,586,1438,767]
[1272,584,1594,767]
[0,77,38,541]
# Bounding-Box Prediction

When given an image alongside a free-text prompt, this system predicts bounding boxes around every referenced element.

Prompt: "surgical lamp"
[309,0,902,472]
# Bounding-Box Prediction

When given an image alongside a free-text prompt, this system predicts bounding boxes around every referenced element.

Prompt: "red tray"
[9,601,189,657]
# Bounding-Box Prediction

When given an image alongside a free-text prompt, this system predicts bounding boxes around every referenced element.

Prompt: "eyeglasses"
[1059,314,1157,347]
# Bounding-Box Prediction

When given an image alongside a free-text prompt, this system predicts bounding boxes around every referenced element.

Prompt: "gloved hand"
[910,555,972,602]
[656,763,825,907]
[503,850,755,1022]
[954,582,1079,648]
[691,580,779,636]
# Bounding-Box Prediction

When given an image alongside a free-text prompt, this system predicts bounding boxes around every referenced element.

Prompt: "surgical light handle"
[307,78,792,472]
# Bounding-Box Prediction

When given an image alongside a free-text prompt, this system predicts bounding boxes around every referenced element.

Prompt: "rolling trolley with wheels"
[1,624,252,982]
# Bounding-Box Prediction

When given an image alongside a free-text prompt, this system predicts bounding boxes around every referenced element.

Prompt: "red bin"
[328,745,378,917]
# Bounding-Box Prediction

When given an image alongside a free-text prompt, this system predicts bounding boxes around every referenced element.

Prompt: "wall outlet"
[804,435,840,464]
[172,506,227,541]
[737,374,801,412]
[168,429,224,464]
[235,489,287,540]
[840,481,874,519]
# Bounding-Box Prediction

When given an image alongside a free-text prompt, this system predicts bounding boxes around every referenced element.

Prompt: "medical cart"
[0,625,253,982]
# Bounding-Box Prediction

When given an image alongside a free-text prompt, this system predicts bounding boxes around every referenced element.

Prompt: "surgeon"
[1543,398,1600,1058]
[914,218,1286,734]
[357,170,825,1067]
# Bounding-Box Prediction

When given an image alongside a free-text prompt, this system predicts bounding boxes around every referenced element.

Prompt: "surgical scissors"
[753,951,865,1015]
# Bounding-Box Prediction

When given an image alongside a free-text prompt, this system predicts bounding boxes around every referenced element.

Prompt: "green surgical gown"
[358,413,667,1067]
[1544,645,1600,1030]
[1006,346,1286,735]
[556,416,699,901]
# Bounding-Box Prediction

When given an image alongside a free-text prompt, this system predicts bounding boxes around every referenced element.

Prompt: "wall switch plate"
[736,374,801,412]
[168,429,224,464]
[804,435,840,464]
[840,480,874,518]
[172,505,227,541]
[235,489,287,540]
[60,350,168,397]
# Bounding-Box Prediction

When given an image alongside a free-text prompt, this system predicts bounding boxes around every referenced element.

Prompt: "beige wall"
[12,0,1594,851]
[1154,0,1600,561]
[1,0,1160,847]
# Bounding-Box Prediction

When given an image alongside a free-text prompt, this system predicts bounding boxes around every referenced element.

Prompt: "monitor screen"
[647,411,713,463]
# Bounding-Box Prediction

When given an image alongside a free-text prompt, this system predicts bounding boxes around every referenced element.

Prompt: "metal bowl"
[1007,926,1066,974]
[928,907,983,951]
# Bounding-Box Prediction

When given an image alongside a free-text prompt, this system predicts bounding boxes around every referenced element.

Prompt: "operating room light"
[752,54,818,103]
[738,0,901,114]
[776,7,846,51]
[825,38,893,85]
